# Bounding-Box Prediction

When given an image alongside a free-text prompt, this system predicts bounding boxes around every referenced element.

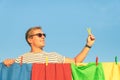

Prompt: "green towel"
[71,63,105,80]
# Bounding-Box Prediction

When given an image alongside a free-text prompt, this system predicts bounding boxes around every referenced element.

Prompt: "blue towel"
[0,63,32,80]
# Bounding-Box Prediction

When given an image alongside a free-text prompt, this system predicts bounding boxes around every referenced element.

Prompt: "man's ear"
[27,37,33,44]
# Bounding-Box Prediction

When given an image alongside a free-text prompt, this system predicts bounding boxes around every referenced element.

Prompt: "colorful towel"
[0,62,120,80]
[31,63,72,80]
[102,62,120,80]
[71,62,105,80]
[0,63,32,80]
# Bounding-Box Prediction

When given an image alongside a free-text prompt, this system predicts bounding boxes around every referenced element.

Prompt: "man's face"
[29,29,46,49]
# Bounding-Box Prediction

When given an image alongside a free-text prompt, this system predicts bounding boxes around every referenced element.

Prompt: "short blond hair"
[25,26,42,45]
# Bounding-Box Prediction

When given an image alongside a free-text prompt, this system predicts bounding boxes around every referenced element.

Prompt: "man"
[3,26,95,66]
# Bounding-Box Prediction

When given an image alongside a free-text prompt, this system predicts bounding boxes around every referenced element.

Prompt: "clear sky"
[0,0,120,63]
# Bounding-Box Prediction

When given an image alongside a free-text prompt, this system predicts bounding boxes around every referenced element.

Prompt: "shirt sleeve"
[15,53,27,63]
[15,56,21,63]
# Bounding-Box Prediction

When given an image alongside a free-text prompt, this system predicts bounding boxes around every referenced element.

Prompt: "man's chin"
[40,45,45,49]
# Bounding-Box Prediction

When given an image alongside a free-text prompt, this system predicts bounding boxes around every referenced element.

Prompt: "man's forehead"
[32,29,44,34]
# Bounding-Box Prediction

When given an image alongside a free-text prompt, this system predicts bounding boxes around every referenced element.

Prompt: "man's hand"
[3,59,15,67]
[87,34,95,47]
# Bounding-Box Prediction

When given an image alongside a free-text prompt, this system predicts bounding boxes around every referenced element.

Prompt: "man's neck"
[31,48,43,53]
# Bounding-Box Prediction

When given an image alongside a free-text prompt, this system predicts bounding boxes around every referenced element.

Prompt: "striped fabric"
[15,51,65,63]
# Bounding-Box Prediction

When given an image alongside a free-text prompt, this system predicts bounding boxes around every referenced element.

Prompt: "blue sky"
[0,0,120,63]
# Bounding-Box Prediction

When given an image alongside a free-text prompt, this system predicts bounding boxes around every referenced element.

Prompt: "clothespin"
[87,28,95,41]
[20,56,23,66]
[46,56,48,66]
[96,56,98,66]
[87,28,92,35]
[115,56,118,65]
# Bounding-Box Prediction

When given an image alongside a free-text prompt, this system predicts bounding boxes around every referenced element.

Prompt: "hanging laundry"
[0,62,120,80]
[31,63,72,80]
[102,62,120,80]
[71,62,105,80]
[0,63,32,80]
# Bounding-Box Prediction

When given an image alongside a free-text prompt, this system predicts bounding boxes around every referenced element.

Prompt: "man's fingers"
[89,34,95,40]
[90,35,95,40]
[3,59,15,67]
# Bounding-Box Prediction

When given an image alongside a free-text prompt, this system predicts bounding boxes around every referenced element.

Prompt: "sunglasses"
[30,33,46,38]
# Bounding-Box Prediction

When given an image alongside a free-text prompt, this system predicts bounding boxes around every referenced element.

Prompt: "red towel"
[31,63,72,80]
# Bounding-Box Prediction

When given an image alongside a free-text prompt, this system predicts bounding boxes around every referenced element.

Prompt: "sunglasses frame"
[30,33,46,38]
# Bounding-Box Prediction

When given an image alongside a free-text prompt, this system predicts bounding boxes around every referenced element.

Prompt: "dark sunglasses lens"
[38,33,46,37]
[43,34,46,37]
[38,34,42,37]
